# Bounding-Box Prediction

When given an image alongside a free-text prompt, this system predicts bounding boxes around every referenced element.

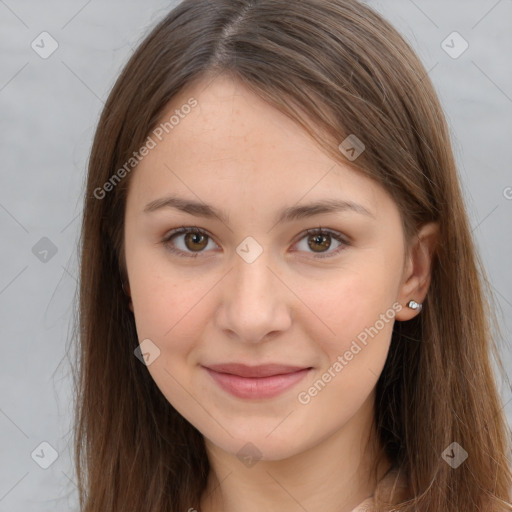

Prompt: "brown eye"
[293,228,348,259]
[162,226,348,260]
[162,227,218,258]
[184,231,208,251]
[308,232,332,252]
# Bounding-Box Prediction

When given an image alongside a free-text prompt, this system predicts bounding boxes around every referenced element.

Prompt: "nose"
[214,247,292,344]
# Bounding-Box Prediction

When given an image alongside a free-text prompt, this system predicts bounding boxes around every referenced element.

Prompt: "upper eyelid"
[162,226,346,241]
[162,226,348,252]
[163,226,216,243]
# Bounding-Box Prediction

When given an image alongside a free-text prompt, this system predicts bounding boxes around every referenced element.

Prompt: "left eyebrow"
[143,194,375,224]
[277,198,375,222]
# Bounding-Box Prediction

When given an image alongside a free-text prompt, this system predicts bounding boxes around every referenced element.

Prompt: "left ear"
[394,221,439,322]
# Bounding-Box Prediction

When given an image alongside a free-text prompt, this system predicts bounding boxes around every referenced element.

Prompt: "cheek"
[295,273,397,424]
[128,267,213,405]
[130,272,206,345]
[297,261,401,414]
[127,249,219,368]
[305,265,398,349]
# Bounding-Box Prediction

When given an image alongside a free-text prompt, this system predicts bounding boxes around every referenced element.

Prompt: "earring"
[407,300,422,312]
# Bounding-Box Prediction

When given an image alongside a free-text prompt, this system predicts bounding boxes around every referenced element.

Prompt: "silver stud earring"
[407,300,422,312]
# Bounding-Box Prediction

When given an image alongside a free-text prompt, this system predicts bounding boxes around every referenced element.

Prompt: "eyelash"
[161,226,349,260]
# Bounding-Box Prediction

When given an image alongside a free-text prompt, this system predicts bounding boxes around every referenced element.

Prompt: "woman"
[74,0,512,510]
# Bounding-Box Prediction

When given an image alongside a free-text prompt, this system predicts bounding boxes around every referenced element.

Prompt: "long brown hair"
[73,0,512,510]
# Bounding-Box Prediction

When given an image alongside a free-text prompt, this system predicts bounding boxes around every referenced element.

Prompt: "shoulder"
[376,466,409,502]
[351,467,409,512]
[350,496,375,511]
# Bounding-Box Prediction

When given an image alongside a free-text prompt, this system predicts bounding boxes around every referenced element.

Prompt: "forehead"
[154,74,333,168]
[126,74,391,221]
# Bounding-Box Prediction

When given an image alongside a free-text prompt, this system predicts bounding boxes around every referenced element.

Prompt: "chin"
[204,422,312,462]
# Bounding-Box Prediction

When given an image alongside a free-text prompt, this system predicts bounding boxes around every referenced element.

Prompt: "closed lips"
[203,364,313,400]
[203,363,312,378]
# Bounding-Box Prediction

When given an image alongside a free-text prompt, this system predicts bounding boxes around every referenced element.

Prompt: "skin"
[123,74,438,512]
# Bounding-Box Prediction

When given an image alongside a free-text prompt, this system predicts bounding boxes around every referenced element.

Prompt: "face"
[123,74,415,461]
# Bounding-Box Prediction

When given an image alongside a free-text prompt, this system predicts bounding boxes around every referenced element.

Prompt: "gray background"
[0,0,511,510]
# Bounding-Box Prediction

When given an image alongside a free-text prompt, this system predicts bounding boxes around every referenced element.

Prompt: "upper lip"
[203,363,311,378]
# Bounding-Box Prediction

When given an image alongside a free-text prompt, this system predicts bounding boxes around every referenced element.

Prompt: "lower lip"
[204,367,312,399]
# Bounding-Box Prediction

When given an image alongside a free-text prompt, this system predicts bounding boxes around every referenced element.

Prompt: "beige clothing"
[349,466,408,512]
